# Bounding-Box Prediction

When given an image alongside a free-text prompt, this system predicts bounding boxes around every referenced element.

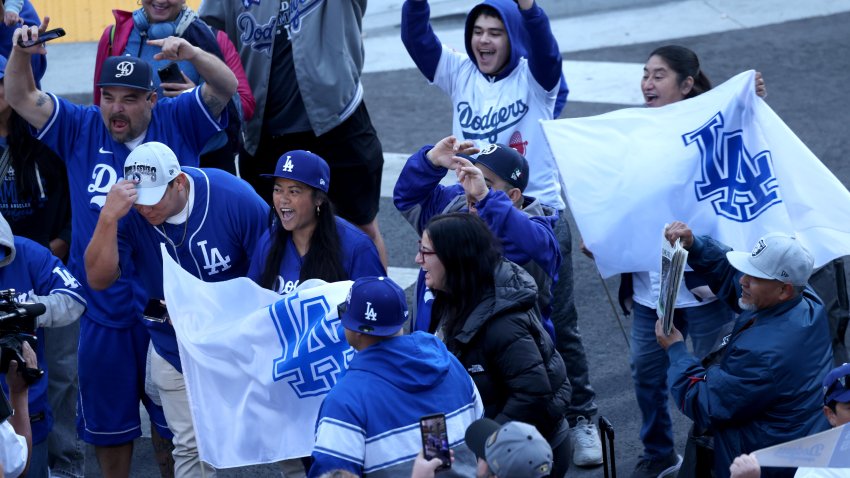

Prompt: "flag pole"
[596,269,630,349]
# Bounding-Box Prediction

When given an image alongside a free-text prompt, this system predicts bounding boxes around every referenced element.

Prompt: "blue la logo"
[684,112,781,222]
[270,291,354,398]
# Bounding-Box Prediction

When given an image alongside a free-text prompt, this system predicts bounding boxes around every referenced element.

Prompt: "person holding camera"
[1,340,37,478]
[0,211,86,478]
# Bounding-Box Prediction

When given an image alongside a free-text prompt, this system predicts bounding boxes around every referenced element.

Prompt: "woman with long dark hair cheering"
[417,212,572,478]
[247,150,384,295]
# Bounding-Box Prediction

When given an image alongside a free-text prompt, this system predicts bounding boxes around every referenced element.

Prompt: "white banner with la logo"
[161,247,355,468]
[541,70,850,278]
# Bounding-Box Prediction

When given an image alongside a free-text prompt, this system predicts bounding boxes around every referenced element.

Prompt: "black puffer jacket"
[447,259,571,441]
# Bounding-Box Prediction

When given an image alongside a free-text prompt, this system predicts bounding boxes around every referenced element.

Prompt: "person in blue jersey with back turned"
[84,142,267,478]
[5,23,237,478]
[309,276,482,478]
[248,150,385,295]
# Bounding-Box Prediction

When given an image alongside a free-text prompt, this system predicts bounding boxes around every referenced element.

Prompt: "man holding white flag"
[85,142,268,477]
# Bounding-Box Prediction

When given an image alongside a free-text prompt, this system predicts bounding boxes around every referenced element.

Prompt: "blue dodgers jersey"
[0,237,86,444]
[247,217,385,294]
[35,88,225,327]
[119,168,268,371]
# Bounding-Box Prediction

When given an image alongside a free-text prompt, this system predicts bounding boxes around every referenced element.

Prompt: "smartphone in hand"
[420,413,451,471]
[142,299,169,323]
[157,62,183,84]
[17,27,66,48]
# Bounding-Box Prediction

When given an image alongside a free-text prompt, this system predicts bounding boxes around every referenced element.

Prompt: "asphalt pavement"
[37,0,850,476]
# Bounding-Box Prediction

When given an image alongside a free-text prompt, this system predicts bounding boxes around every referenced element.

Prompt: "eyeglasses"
[337,301,348,319]
[417,240,436,256]
[824,373,849,405]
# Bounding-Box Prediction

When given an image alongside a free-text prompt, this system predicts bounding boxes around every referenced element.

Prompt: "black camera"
[0,289,45,384]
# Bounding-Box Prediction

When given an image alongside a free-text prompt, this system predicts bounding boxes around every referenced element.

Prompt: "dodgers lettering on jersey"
[87,163,120,209]
[270,290,355,398]
[275,277,300,295]
[685,112,781,222]
[0,166,45,222]
[237,0,322,55]
[457,99,529,143]
[434,50,565,210]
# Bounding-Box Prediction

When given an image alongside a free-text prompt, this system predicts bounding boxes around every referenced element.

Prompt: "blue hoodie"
[393,145,561,336]
[309,332,483,478]
[402,0,566,113]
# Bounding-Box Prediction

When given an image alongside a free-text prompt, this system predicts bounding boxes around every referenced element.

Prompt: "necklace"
[157,183,192,249]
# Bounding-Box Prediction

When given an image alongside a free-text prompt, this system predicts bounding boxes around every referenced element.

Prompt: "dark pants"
[552,213,598,423]
[239,102,384,226]
[809,258,850,365]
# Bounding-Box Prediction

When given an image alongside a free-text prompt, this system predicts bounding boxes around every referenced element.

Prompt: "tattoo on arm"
[203,89,226,118]
[35,92,50,107]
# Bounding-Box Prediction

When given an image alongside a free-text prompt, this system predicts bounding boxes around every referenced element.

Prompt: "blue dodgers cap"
[339,277,408,337]
[261,150,330,193]
[98,56,154,91]
[824,362,850,404]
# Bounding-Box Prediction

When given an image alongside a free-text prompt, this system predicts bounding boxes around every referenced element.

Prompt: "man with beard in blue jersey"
[85,142,267,478]
[5,23,237,478]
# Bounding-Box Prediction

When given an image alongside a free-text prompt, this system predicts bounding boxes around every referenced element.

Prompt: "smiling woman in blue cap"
[247,150,385,296]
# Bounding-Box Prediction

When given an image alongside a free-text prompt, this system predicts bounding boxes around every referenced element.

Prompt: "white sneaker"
[571,416,603,467]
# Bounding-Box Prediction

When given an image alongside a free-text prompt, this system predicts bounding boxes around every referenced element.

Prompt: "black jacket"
[447,259,570,441]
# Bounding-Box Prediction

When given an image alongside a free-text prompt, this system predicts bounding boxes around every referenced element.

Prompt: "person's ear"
[824,405,839,428]
[680,76,695,97]
[778,283,795,301]
[507,187,522,205]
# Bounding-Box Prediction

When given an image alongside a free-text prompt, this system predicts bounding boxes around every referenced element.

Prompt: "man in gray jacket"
[200,0,388,266]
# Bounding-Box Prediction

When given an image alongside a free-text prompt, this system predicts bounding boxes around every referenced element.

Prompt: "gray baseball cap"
[465,419,553,478]
[726,233,814,286]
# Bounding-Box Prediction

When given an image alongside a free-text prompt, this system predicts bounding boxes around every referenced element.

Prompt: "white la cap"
[123,142,181,206]
[725,233,814,286]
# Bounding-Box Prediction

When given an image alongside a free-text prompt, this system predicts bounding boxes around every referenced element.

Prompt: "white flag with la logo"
[161,247,355,467]
[541,70,850,278]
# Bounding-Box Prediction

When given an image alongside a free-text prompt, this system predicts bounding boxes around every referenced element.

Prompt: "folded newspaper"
[657,226,689,335]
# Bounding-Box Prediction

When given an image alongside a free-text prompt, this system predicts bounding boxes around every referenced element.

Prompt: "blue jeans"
[630,300,734,459]
[28,439,49,478]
